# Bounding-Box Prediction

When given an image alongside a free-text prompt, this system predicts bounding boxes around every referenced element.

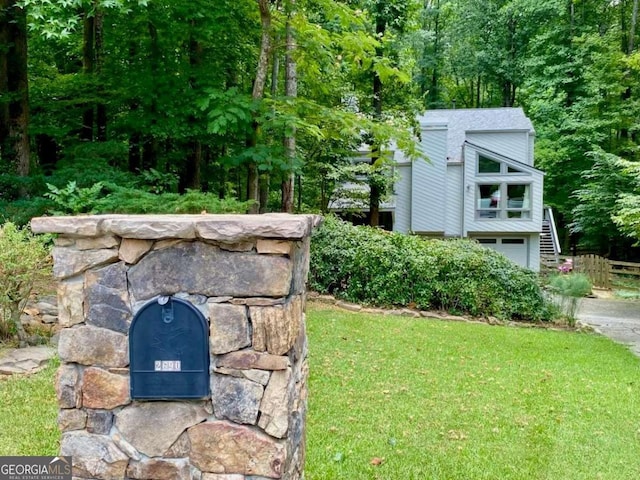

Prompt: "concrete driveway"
[577,297,640,357]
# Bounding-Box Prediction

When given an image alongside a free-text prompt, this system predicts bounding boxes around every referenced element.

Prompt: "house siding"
[411,127,447,233]
[393,163,412,234]
[445,164,463,236]
[466,131,531,165]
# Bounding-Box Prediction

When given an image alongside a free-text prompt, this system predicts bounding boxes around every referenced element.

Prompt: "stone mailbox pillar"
[31,214,321,480]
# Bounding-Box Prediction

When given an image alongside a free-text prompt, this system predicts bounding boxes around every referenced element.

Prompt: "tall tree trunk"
[0,0,30,178]
[143,20,160,170]
[95,8,107,141]
[258,27,282,214]
[184,28,203,190]
[281,4,296,213]
[630,0,639,53]
[427,0,441,107]
[82,8,95,141]
[248,0,272,213]
[0,1,9,158]
[369,15,385,227]
[127,42,141,172]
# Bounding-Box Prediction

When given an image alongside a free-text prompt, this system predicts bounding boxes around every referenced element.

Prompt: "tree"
[0,0,30,178]
[571,150,636,257]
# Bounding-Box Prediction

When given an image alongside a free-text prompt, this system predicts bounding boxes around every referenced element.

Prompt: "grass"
[612,274,640,299]
[0,357,59,455]
[305,304,640,480]
[0,307,640,479]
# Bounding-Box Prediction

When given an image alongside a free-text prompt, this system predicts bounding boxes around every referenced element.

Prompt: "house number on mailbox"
[129,296,209,400]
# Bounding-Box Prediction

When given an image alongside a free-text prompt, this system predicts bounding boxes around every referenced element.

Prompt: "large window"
[477,183,531,219]
[478,154,525,175]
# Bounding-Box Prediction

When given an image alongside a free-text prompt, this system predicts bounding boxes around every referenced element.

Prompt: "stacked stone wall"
[31,214,319,480]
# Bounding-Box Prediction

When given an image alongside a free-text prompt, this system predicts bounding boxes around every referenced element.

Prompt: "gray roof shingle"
[418,108,534,161]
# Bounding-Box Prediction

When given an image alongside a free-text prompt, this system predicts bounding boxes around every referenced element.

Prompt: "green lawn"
[1,307,640,479]
[0,358,59,455]
[306,304,640,480]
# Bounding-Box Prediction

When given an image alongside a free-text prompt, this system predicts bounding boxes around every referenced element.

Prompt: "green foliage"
[547,273,592,326]
[571,149,636,252]
[612,159,640,242]
[136,168,179,194]
[44,181,105,215]
[0,223,51,343]
[42,181,253,215]
[310,216,550,320]
[93,187,253,214]
[548,273,592,298]
[0,197,55,226]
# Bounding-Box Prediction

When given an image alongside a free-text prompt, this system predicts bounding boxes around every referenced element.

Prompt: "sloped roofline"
[464,141,545,175]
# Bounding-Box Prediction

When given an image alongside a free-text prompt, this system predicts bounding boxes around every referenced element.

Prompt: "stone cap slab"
[31,214,323,241]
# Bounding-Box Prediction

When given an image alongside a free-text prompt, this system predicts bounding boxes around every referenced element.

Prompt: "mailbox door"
[130,297,209,399]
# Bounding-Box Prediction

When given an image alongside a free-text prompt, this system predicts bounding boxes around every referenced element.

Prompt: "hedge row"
[309,216,552,321]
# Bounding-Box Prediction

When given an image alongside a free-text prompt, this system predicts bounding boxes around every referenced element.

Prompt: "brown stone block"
[76,235,120,251]
[85,410,114,435]
[115,401,209,457]
[290,238,311,295]
[211,374,263,425]
[258,368,292,438]
[119,238,153,264]
[57,277,84,328]
[30,216,102,236]
[128,242,293,299]
[250,296,303,355]
[208,303,250,354]
[217,351,289,371]
[126,458,191,480]
[58,325,128,367]
[164,431,191,458]
[82,367,130,410]
[58,408,87,432]
[84,263,131,334]
[55,364,82,409]
[256,239,293,255]
[214,366,271,385]
[60,431,129,480]
[52,247,119,279]
[102,216,197,239]
[188,421,286,478]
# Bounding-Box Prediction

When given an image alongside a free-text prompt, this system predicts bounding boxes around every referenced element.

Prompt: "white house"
[332,108,553,271]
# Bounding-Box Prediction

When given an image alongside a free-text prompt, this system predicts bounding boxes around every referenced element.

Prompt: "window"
[478,156,501,173]
[476,183,531,220]
[478,154,526,175]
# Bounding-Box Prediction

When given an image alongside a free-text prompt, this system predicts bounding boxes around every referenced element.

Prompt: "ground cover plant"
[2,307,640,478]
[305,305,640,479]
[310,215,553,321]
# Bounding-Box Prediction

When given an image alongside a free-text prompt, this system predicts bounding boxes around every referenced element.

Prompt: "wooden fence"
[541,254,640,289]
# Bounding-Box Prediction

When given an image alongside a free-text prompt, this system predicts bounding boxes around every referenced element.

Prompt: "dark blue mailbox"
[129,296,209,399]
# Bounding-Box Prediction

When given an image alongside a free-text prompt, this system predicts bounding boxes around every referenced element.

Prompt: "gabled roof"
[418,108,535,162]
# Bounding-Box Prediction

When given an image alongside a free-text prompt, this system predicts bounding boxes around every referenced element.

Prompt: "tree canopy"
[2,0,640,258]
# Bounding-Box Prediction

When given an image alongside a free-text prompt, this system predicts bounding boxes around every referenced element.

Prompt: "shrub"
[310,216,552,321]
[547,273,592,326]
[42,181,253,215]
[0,223,51,345]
